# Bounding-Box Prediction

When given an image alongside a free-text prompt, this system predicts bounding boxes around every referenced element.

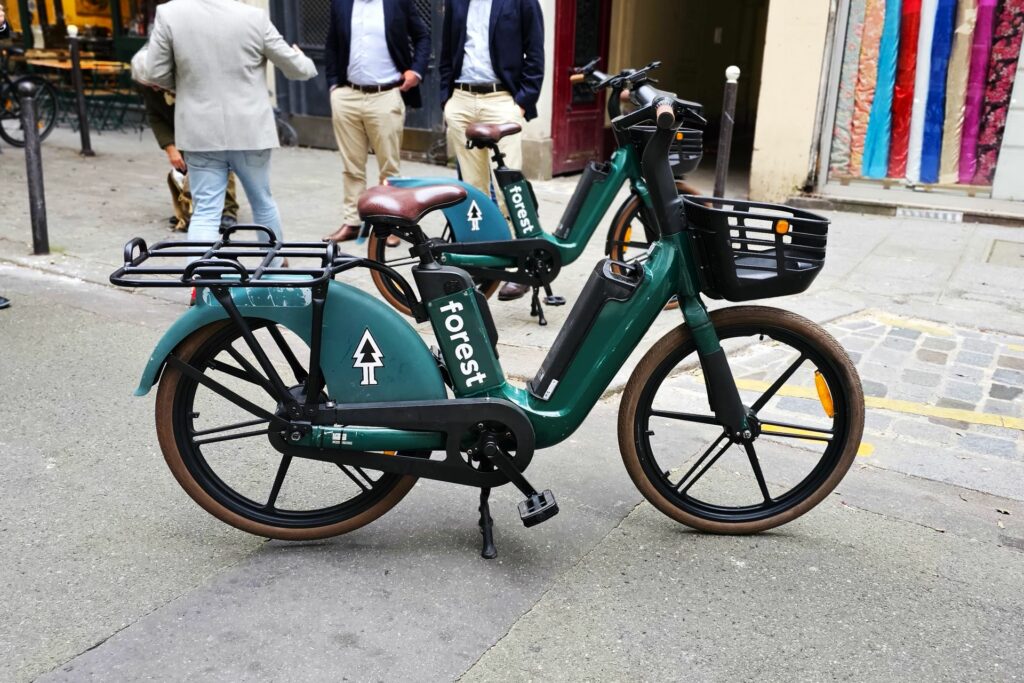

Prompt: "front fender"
[135,280,447,403]
[387,177,511,243]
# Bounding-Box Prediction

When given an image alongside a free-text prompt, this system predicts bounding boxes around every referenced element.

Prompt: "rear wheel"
[367,223,500,317]
[0,77,59,147]
[618,306,864,534]
[156,320,421,540]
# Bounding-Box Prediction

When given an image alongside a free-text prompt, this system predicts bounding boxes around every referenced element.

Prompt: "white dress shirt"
[348,0,402,86]
[457,0,499,84]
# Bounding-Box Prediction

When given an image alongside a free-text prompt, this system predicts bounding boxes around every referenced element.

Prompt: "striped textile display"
[864,0,905,178]
[939,0,979,184]
[890,0,924,177]
[921,0,958,183]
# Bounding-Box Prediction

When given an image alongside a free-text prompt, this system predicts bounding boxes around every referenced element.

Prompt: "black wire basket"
[629,125,703,177]
[682,196,829,301]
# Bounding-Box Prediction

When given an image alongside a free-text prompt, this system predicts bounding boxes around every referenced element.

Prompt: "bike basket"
[629,126,703,178]
[682,196,829,302]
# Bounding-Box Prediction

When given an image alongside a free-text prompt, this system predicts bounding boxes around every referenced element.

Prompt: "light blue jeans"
[184,149,284,246]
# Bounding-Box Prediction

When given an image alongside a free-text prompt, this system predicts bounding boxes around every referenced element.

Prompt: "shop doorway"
[606,0,769,184]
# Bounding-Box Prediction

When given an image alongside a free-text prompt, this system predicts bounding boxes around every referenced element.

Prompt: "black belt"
[345,81,401,93]
[456,82,508,94]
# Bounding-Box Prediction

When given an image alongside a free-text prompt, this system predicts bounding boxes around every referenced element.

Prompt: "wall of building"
[990,51,1024,200]
[748,0,832,202]
[517,0,555,179]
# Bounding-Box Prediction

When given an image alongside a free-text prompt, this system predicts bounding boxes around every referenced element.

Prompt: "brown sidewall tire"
[606,180,698,312]
[617,306,865,535]
[366,232,500,317]
[155,321,418,541]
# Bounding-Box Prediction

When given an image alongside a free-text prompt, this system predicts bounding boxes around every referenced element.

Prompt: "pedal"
[518,490,559,528]
[543,285,566,307]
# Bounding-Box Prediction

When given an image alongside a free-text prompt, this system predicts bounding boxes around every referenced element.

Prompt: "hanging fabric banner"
[864,0,905,178]
[921,0,958,183]
[959,0,1000,183]
[830,0,870,176]
[889,0,924,177]
[973,0,1024,184]
[851,0,888,174]
[939,0,979,184]
[907,0,940,182]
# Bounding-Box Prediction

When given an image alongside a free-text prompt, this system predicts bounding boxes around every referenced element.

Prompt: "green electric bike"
[111,77,864,559]
[368,60,703,324]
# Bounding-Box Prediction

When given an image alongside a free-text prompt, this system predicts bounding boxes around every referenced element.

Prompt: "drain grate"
[987,240,1024,267]
[895,207,964,222]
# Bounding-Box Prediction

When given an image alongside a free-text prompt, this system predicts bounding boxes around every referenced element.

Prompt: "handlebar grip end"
[656,102,675,130]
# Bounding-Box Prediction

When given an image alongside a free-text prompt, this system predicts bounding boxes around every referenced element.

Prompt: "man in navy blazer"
[440,0,544,300]
[323,0,430,243]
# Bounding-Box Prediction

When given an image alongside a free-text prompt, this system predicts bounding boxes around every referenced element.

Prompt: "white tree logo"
[467,200,482,231]
[353,329,384,386]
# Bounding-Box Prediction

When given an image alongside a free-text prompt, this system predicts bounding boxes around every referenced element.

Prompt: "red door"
[552,0,612,175]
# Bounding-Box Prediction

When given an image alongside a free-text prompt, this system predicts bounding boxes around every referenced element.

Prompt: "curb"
[789,195,1024,228]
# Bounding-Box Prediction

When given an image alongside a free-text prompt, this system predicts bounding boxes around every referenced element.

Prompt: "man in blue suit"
[322,0,430,243]
[440,0,544,299]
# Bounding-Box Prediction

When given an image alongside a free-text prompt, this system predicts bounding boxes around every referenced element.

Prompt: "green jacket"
[139,86,175,150]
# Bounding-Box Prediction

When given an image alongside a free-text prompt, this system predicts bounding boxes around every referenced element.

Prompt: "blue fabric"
[920,0,958,183]
[440,0,546,120]
[863,0,904,178]
[185,150,283,254]
[324,0,431,108]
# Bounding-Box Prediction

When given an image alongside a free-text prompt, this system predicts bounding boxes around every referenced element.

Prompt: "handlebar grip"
[655,101,675,130]
[569,73,586,85]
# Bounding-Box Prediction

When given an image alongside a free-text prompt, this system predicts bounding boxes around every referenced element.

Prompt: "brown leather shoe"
[323,224,360,242]
[386,234,402,247]
[497,281,530,301]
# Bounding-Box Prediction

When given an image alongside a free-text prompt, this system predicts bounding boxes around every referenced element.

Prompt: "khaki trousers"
[444,90,524,215]
[331,86,406,226]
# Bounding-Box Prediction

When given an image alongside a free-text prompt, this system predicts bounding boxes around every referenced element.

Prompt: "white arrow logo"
[353,329,384,386]
[467,200,482,231]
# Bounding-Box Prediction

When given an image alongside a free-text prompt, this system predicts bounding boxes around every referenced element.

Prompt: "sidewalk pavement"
[1,129,1022,681]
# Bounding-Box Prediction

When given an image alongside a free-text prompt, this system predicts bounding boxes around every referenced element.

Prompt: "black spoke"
[194,429,271,447]
[744,442,773,504]
[609,240,651,249]
[677,432,731,493]
[223,346,278,399]
[751,354,807,412]
[265,455,293,510]
[759,420,833,443]
[383,255,419,267]
[192,418,269,437]
[267,325,309,384]
[650,409,720,426]
[167,355,290,429]
[336,464,371,492]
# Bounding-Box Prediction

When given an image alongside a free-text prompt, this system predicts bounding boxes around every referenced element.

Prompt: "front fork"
[667,233,750,436]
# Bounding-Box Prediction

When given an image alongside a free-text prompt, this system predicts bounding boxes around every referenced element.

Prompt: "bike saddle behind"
[358,184,467,228]
[466,122,521,148]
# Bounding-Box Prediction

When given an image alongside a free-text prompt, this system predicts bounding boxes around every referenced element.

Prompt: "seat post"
[490,145,508,170]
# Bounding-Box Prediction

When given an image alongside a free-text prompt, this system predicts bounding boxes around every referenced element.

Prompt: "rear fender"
[135,280,447,402]
[386,177,511,243]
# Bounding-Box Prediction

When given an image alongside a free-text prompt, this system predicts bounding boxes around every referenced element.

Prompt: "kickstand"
[479,487,497,559]
[529,287,547,326]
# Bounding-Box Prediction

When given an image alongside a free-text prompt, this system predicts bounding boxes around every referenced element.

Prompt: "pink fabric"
[851,0,888,174]
[959,0,1000,183]
[972,0,1024,184]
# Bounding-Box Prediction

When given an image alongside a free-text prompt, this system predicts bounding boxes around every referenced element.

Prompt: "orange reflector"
[814,371,835,418]
[775,220,790,234]
[384,450,397,456]
[623,227,632,253]
[676,132,685,141]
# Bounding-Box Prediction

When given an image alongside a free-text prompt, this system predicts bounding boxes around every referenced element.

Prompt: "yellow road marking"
[857,443,875,457]
[869,313,954,338]
[735,379,1024,431]
[759,424,875,457]
[1009,344,1024,353]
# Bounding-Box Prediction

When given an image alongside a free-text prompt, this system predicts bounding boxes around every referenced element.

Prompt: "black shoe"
[220,215,238,231]
[498,281,530,301]
[0,296,10,310]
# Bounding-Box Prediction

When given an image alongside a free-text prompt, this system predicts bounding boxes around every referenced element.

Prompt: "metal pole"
[68,27,95,157]
[713,65,741,199]
[18,80,50,255]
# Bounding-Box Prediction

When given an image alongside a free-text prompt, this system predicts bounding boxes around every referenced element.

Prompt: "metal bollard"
[18,80,50,255]
[68,26,95,157]
[713,66,741,199]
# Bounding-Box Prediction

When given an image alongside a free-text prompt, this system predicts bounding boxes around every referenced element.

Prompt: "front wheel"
[156,320,422,540]
[618,306,864,534]
[0,77,59,147]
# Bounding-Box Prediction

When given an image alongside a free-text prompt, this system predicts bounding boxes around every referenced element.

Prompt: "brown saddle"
[465,122,522,147]
[358,184,467,227]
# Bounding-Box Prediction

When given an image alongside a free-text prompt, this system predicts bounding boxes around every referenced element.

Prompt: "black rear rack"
[109,225,426,319]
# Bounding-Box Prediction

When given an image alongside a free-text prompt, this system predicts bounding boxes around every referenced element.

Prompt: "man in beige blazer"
[144,0,317,248]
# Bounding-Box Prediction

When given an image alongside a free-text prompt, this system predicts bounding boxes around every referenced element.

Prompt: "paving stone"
[869,347,911,366]
[881,336,916,352]
[846,351,862,365]
[838,319,874,331]
[890,418,955,446]
[863,412,893,432]
[840,335,875,353]
[938,397,976,412]
[990,384,1023,401]
[983,400,1021,418]
[775,397,826,417]
[955,433,1020,460]
[861,380,888,398]
[948,365,985,382]
[943,381,984,404]
[997,356,1024,371]
[852,325,886,339]
[857,362,894,383]
[890,327,923,341]
[916,349,949,365]
[971,423,1022,440]
[993,368,1024,387]
[956,350,992,368]
[963,337,998,354]
[902,369,942,388]
[921,336,957,352]
[929,416,971,430]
